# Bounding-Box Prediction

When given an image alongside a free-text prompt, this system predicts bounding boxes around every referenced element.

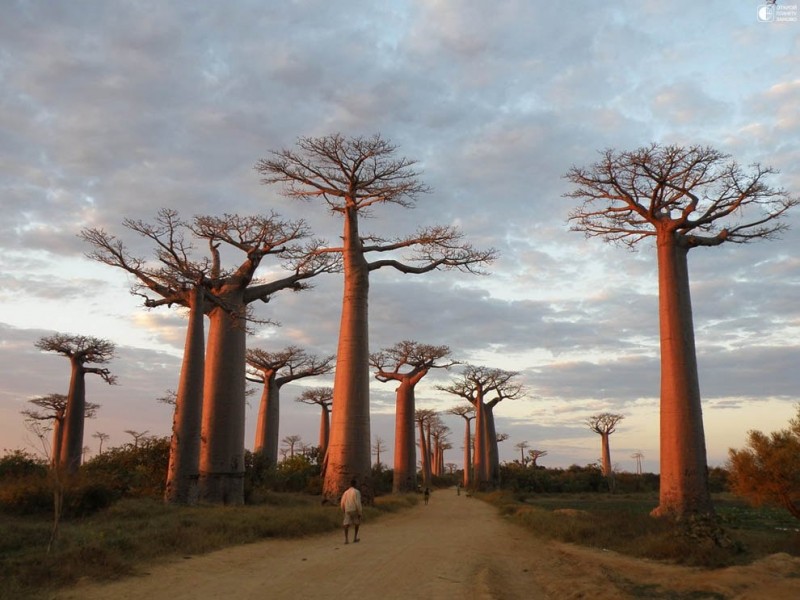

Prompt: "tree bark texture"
[600,433,612,477]
[485,405,499,485]
[653,234,713,518]
[199,299,247,505]
[59,359,86,474]
[164,289,205,505]
[393,379,417,493]
[472,402,488,487]
[253,375,280,467]
[418,416,431,489]
[462,418,472,488]
[323,206,373,503]
[319,404,330,458]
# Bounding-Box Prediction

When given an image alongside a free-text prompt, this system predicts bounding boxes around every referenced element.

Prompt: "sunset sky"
[1,1,798,474]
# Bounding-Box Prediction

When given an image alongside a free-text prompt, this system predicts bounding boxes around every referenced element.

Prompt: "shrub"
[0,449,48,479]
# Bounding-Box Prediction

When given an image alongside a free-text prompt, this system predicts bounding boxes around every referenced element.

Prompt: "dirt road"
[58,489,800,599]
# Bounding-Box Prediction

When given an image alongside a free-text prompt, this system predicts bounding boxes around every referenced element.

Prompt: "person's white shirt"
[340,485,362,514]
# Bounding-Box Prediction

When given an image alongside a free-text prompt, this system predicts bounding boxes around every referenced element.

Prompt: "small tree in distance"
[586,413,624,478]
[565,144,798,519]
[728,405,800,520]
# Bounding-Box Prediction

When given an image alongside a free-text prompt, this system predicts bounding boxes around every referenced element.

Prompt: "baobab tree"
[632,451,644,475]
[565,144,798,518]
[92,432,110,456]
[372,436,387,469]
[246,347,334,467]
[448,404,475,487]
[35,334,116,474]
[125,430,150,448]
[528,449,548,467]
[281,435,302,459]
[21,394,98,465]
[415,408,436,489]
[296,387,334,457]
[515,441,530,464]
[371,341,456,492]
[440,366,524,488]
[84,210,337,505]
[258,134,497,502]
[587,413,624,483]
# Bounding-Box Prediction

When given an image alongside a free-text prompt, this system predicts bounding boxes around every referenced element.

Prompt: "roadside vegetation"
[3,436,799,599]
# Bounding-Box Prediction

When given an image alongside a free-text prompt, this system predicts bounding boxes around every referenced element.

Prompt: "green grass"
[481,491,800,569]
[0,493,418,600]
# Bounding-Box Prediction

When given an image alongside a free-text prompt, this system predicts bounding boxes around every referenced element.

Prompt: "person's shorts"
[343,511,361,526]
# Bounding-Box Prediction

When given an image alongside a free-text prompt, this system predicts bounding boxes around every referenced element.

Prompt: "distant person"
[340,479,362,544]
[424,487,430,505]
[456,482,461,496]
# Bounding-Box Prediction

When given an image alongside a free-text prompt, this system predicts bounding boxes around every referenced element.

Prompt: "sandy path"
[57,490,800,600]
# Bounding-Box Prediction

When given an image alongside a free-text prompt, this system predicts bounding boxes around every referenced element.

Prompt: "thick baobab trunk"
[485,406,499,485]
[50,414,64,467]
[164,289,205,505]
[253,375,280,467]
[418,417,431,488]
[472,402,488,487]
[59,360,86,474]
[319,404,330,458]
[600,433,612,477]
[199,298,247,505]
[652,235,713,518]
[393,380,417,493]
[323,206,373,503]
[462,418,472,488]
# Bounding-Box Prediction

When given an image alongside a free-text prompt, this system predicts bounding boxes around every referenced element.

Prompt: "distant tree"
[515,441,530,464]
[258,133,497,502]
[566,144,799,518]
[92,432,110,456]
[528,449,548,467]
[586,413,624,479]
[296,387,334,457]
[415,409,436,488]
[21,394,99,466]
[35,334,115,474]
[281,435,302,459]
[439,366,523,488]
[372,436,387,469]
[125,430,150,449]
[371,341,456,492]
[431,420,451,476]
[632,451,644,475]
[246,347,334,467]
[728,406,800,520]
[448,404,475,487]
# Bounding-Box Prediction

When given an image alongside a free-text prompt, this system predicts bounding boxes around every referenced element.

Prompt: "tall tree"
[371,341,456,493]
[21,394,98,466]
[448,404,475,487]
[439,366,523,488]
[92,431,110,455]
[415,408,436,489]
[281,434,302,459]
[246,347,334,467]
[565,144,798,518]
[587,413,624,480]
[296,387,334,458]
[34,335,116,474]
[83,210,215,505]
[258,134,497,502]
[83,210,336,504]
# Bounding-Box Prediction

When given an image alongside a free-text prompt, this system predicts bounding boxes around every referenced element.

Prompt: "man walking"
[340,479,362,544]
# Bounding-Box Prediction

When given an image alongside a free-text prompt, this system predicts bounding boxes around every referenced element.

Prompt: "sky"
[1,1,798,475]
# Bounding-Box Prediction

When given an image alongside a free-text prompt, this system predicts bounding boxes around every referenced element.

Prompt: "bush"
[0,450,48,479]
[81,437,170,498]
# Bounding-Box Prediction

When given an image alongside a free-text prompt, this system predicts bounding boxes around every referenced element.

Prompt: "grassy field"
[482,491,800,568]
[0,492,418,600]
